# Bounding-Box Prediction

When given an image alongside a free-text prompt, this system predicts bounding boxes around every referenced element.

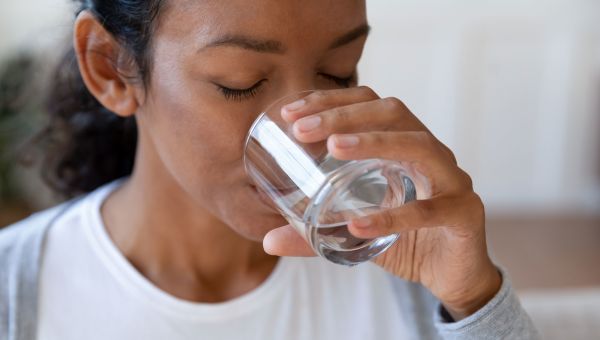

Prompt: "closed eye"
[319,73,355,88]
[216,79,267,101]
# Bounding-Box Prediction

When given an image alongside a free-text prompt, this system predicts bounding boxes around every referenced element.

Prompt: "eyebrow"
[199,23,371,54]
[329,23,371,50]
[202,36,285,54]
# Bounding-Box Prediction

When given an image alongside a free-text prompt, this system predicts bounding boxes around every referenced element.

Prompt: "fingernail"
[334,135,359,148]
[283,99,306,112]
[263,232,277,255]
[294,116,321,132]
[352,217,372,228]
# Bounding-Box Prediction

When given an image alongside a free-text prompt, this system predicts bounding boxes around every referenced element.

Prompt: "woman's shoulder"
[0,199,84,260]
[0,202,78,339]
[0,178,123,251]
[1,207,55,259]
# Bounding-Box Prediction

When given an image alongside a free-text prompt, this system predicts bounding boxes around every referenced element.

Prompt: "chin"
[214,184,289,242]
[229,212,288,242]
[213,183,290,242]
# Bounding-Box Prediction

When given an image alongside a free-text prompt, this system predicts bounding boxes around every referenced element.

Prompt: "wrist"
[442,264,502,321]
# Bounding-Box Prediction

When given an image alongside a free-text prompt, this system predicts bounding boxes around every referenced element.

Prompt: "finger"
[327,131,467,193]
[291,97,429,144]
[283,90,457,165]
[281,86,380,122]
[263,224,316,257]
[347,192,484,239]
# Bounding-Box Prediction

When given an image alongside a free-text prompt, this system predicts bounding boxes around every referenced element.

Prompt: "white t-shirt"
[36,181,410,340]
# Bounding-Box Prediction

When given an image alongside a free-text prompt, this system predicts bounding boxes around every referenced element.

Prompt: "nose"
[277,71,322,100]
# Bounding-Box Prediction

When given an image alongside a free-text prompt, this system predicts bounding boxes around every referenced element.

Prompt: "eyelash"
[320,73,355,88]
[217,80,266,102]
[217,73,355,101]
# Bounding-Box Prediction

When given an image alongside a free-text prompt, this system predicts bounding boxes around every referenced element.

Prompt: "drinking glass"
[244,90,421,266]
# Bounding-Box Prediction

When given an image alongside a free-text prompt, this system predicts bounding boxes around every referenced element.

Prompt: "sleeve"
[433,267,542,339]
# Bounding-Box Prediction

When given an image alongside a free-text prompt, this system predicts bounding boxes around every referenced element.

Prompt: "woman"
[0,0,540,339]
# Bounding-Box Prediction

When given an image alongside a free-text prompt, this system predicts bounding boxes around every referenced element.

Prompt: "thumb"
[263,225,316,257]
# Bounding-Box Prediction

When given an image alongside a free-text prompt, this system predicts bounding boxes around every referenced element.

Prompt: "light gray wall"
[0,0,72,60]
[360,0,600,215]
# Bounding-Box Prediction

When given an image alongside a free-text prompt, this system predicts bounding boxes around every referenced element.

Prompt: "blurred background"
[1,0,599,338]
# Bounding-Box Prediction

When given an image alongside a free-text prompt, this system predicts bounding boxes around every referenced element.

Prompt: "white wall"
[360,0,600,215]
[0,0,72,60]
[1,0,599,215]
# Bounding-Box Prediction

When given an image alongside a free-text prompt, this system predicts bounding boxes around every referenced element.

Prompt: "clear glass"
[244,91,420,266]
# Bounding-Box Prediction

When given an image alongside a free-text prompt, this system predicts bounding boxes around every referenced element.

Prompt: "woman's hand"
[262,86,501,321]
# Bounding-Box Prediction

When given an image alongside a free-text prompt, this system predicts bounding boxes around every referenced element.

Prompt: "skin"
[74,0,500,321]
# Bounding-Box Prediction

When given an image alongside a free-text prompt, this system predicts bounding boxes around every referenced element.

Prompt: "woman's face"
[137,0,368,241]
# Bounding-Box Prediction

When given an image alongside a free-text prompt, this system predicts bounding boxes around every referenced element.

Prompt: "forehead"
[157,0,367,51]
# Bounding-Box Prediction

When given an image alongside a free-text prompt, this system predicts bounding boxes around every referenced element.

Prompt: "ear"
[73,10,140,117]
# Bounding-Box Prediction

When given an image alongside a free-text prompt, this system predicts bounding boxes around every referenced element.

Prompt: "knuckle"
[382,97,406,112]
[308,90,329,104]
[470,192,484,210]
[378,211,396,230]
[370,132,386,146]
[415,132,459,166]
[458,169,474,189]
[441,144,458,164]
[332,106,351,125]
[358,85,378,99]
[321,107,351,133]
[463,192,485,223]
[413,131,437,150]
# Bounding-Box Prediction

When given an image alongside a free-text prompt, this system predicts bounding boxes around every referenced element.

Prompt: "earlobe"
[73,10,139,117]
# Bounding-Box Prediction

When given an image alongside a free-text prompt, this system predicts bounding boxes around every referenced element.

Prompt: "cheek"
[139,54,287,238]
[147,62,241,179]
[148,61,256,171]
[139,65,280,232]
[157,97,287,238]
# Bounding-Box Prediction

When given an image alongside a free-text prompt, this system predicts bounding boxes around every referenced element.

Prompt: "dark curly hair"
[38,0,164,198]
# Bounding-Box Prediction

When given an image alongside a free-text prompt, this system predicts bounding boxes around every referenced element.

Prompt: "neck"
[101,140,278,303]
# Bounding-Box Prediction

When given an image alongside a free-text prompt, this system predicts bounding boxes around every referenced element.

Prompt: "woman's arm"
[432,267,541,339]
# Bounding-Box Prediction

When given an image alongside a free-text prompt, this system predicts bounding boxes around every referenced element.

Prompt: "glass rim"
[242,89,316,177]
